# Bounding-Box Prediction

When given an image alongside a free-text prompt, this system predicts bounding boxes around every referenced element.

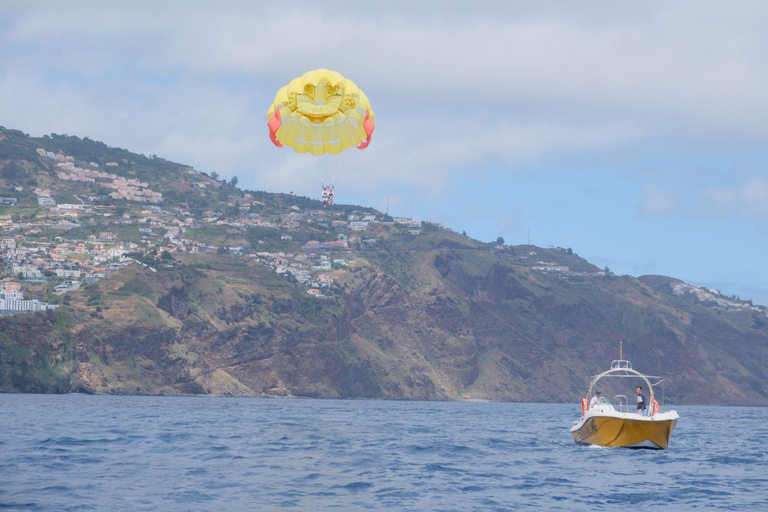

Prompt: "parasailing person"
[267,69,375,208]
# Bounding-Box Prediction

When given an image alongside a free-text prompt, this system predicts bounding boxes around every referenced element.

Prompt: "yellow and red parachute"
[267,69,375,155]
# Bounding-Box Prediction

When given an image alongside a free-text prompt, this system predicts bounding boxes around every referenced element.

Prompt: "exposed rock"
[157,287,191,319]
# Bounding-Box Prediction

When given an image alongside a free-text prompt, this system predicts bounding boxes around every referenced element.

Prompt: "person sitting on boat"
[589,390,603,408]
[635,385,647,415]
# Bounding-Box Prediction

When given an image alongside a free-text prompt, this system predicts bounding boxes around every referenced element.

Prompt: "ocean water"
[1,395,766,511]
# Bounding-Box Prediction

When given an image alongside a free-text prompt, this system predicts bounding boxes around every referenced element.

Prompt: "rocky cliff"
[2,245,766,405]
[1,127,766,404]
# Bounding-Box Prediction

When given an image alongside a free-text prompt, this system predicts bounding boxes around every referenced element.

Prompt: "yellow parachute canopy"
[267,69,375,155]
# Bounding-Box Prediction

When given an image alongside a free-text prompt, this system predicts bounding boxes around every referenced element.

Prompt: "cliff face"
[2,246,766,405]
[1,127,766,404]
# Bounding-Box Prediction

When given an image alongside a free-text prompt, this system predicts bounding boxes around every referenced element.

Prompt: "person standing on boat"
[590,390,603,408]
[635,385,647,415]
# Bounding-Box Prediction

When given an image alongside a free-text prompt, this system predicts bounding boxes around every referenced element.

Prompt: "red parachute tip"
[268,107,283,148]
[357,109,374,150]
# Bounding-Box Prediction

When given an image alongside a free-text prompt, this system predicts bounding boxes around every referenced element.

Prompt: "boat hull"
[570,413,678,449]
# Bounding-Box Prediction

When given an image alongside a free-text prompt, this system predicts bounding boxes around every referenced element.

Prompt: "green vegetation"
[185,225,248,247]
[118,278,155,298]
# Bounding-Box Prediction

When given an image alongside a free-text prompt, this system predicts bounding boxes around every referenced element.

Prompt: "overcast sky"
[2,1,768,304]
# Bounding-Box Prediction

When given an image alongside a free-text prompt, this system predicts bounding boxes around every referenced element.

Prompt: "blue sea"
[1,395,766,511]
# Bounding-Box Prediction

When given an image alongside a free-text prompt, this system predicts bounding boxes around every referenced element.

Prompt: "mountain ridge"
[1,126,766,405]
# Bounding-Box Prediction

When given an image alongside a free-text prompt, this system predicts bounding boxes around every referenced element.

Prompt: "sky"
[2,1,768,305]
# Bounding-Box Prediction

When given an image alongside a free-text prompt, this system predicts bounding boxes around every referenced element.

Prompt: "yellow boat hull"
[571,414,678,449]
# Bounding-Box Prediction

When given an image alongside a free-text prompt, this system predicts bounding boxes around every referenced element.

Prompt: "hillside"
[1,126,767,404]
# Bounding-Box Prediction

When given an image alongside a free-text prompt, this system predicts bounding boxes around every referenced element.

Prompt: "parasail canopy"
[267,69,375,155]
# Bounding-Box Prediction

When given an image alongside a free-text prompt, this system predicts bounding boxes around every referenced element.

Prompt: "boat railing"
[611,359,632,370]
[613,394,629,413]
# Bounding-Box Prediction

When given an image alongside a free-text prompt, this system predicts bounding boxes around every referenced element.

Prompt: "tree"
[210,171,219,181]
[604,266,611,274]
[496,236,505,245]
[230,176,238,187]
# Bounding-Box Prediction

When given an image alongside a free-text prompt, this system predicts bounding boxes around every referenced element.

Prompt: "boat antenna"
[619,341,623,361]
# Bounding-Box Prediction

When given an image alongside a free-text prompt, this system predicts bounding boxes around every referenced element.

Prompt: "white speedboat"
[570,358,679,449]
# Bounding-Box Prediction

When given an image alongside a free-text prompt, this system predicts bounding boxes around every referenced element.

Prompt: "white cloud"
[639,179,768,223]
[641,184,680,216]
[3,0,768,202]
[704,179,768,220]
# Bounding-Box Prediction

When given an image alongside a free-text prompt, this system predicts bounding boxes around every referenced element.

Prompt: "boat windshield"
[590,396,613,409]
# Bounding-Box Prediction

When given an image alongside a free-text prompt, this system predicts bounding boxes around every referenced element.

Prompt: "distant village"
[1,147,764,317]
[36,149,163,203]
[0,147,430,313]
[0,280,58,313]
[671,282,766,313]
